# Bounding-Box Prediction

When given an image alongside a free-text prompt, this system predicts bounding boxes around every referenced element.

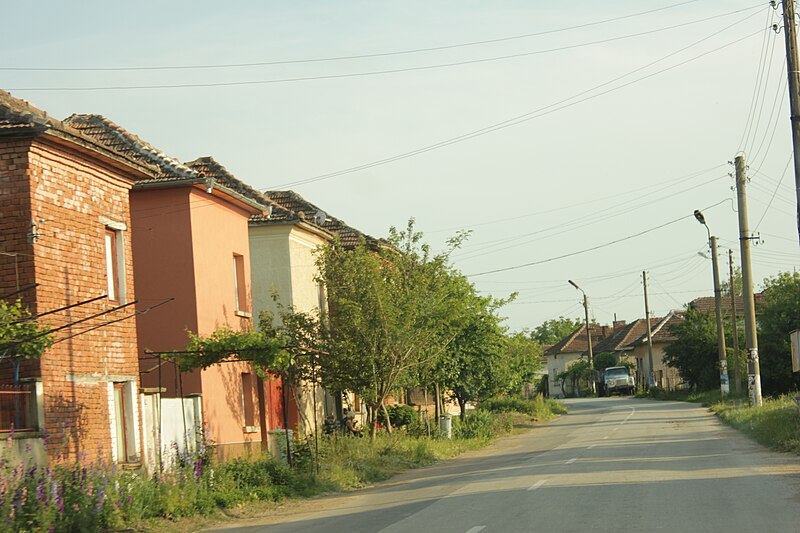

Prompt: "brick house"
[62,114,279,464]
[0,90,147,465]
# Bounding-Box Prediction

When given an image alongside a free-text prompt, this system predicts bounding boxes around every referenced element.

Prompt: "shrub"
[378,404,419,429]
[453,410,503,440]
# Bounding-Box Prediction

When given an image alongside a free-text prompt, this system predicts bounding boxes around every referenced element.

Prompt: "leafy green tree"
[757,271,800,395]
[593,352,618,372]
[316,220,461,439]
[663,308,719,390]
[556,360,594,397]
[440,289,508,418]
[530,317,582,345]
[501,331,543,395]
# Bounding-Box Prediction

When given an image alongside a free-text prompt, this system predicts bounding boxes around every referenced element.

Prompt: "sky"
[2,0,799,333]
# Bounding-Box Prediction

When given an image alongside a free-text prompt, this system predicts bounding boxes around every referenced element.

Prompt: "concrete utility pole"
[694,210,729,395]
[642,271,656,388]
[729,249,742,395]
[568,280,595,394]
[735,154,763,406]
[780,0,800,244]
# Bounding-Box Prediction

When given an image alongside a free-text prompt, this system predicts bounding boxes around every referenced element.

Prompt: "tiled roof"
[63,114,188,178]
[0,90,54,132]
[627,312,682,346]
[184,156,273,211]
[593,318,657,353]
[546,324,611,356]
[253,190,380,249]
[689,292,766,316]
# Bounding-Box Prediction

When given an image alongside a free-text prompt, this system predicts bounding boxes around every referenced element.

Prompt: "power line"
[754,151,793,230]
[8,6,762,92]
[467,200,730,277]
[454,174,727,261]
[0,0,708,72]
[268,20,765,189]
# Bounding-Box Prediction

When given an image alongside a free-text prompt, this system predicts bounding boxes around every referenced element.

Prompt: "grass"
[641,388,800,455]
[3,397,567,532]
[710,394,800,454]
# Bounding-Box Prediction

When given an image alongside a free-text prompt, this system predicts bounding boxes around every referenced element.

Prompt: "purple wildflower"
[36,480,46,503]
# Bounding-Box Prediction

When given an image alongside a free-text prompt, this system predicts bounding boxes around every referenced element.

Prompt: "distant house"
[624,312,684,390]
[545,325,611,397]
[688,292,765,317]
[0,91,145,465]
[63,114,275,465]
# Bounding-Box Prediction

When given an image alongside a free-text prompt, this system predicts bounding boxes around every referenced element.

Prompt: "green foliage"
[479,394,567,421]
[663,308,720,390]
[453,410,507,440]
[317,219,480,438]
[378,404,418,428]
[0,299,53,361]
[711,395,800,454]
[530,316,582,345]
[180,325,287,374]
[592,352,618,371]
[757,271,800,395]
[556,360,595,396]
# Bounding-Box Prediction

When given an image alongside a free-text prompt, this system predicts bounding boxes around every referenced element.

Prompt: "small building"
[544,325,611,397]
[0,91,145,465]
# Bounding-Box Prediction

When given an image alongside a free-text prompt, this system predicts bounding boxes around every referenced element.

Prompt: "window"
[105,230,120,301]
[241,372,256,430]
[104,227,127,303]
[233,253,248,314]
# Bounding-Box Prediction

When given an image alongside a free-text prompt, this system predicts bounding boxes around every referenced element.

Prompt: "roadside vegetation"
[1,396,565,532]
[640,388,800,455]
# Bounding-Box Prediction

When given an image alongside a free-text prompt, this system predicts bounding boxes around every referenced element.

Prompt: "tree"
[593,352,618,372]
[530,317,582,345]
[440,288,508,418]
[557,360,594,397]
[757,271,800,395]
[663,308,719,390]
[316,220,461,440]
[0,300,54,373]
[721,266,743,297]
[500,331,543,395]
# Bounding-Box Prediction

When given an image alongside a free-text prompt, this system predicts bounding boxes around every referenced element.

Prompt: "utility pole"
[568,280,595,394]
[694,210,729,396]
[781,0,800,244]
[642,271,655,388]
[710,236,730,395]
[735,154,763,406]
[729,249,742,395]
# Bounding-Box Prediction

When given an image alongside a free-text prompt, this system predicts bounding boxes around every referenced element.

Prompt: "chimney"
[613,320,627,332]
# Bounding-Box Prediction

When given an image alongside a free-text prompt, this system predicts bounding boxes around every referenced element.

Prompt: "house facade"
[544,324,610,397]
[63,115,274,465]
[0,91,146,465]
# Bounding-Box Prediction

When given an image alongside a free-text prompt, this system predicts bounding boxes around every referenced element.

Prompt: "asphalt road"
[208,398,800,533]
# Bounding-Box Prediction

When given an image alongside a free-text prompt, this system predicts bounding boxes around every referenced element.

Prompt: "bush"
[378,404,419,429]
[453,410,505,440]
[480,395,567,421]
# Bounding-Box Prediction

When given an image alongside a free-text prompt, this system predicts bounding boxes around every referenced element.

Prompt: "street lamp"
[568,280,595,394]
[694,209,730,395]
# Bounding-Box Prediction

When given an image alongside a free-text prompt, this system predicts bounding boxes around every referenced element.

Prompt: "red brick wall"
[6,134,142,463]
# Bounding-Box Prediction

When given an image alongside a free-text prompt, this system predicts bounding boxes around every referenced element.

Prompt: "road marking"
[527,479,547,491]
[588,444,597,449]
[603,436,609,439]
[465,527,486,533]
[566,458,577,464]
[621,407,636,424]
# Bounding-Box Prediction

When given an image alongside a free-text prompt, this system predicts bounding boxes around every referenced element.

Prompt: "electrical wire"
[267,20,765,190]
[754,151,794,230]
[737,3,777,152]
[8,5,763,92]
[428,164,725,235]
[454,174,727,261]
